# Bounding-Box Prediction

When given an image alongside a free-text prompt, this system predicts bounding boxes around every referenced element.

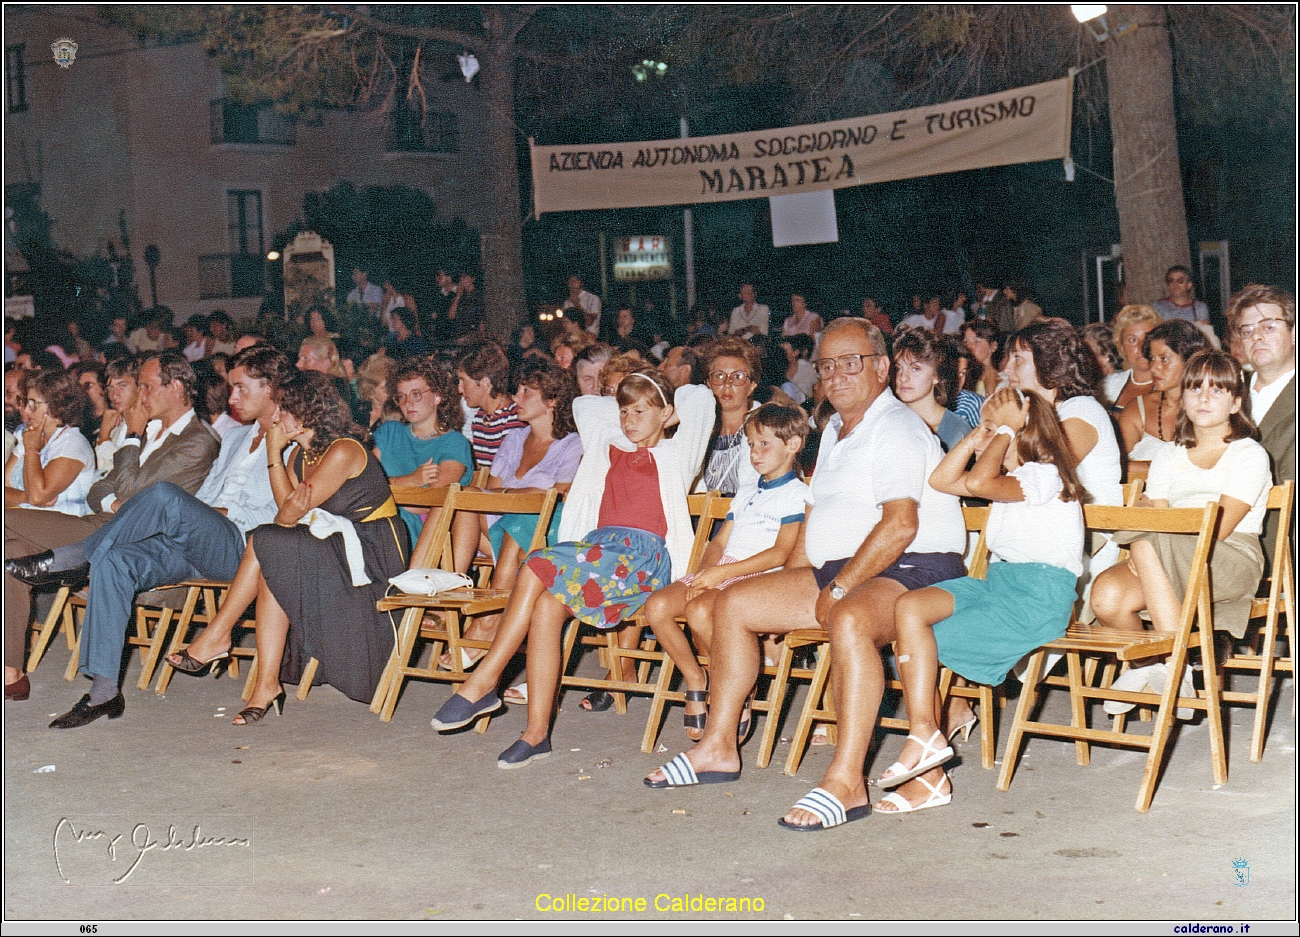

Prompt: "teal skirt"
[932,563,1078,686]
[487,504,564,561]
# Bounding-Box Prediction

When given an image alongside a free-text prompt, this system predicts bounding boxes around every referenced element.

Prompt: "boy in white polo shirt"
[642,403,810,740]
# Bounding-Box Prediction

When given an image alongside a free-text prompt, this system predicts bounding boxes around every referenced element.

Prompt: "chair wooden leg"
[783,647,830,777]
[997,649,1045,792]
[241,656,258,702]
[379,608,423,721]
[609,633,628,715]
[979,683,996,769]
[756,648,794,769]
[62,602,83,682]
[640,653,677,754]
[1067,651,1090,766]
[135,607,175,691]
[296,657,318,701]
[1136,635,1194,813]
[25,586,71,673]
[1199,592,1228,786]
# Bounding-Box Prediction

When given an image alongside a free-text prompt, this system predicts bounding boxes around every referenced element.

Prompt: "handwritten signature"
[53,817,251,884]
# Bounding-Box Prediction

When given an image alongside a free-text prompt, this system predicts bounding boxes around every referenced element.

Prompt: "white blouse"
[8,425,96,516]
[986,461,1084,578]
[1056,394,1122,507]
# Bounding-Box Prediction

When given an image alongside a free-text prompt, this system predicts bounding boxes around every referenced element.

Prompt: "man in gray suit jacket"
[1228,284,1295,568]
[4,353,218,717]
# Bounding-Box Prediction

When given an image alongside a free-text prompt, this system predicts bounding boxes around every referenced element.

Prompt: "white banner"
[531,76,1074,214]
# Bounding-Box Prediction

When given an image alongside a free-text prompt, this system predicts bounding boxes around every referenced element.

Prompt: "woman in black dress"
[165,371,410,722]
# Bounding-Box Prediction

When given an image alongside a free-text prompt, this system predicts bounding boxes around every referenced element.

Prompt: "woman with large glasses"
[695,337,761,497]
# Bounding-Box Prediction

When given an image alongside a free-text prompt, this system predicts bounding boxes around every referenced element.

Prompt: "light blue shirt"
[194,422,278,538]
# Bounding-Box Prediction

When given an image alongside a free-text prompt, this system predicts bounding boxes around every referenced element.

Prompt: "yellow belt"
[361,496,398,523]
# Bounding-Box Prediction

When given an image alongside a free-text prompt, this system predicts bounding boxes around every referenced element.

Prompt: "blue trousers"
[79,483,245,680]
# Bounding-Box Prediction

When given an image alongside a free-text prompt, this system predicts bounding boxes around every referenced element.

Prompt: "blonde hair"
[299,335,346,379]
[1110,304,1161,349]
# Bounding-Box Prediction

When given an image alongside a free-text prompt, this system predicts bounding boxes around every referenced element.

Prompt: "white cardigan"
[558,384,715,580]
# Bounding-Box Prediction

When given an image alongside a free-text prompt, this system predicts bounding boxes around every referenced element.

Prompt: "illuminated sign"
[613,236,672,282]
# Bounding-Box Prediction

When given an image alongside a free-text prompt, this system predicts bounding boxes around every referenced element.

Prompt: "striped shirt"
[471,402,527,467]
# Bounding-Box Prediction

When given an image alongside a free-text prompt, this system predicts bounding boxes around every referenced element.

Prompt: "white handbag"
[388,568,474,596]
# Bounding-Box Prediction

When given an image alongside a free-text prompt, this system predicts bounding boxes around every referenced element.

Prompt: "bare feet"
[780,773,868,828]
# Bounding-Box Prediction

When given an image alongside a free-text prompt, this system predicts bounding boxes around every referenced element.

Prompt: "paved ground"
[3,638,1296,925]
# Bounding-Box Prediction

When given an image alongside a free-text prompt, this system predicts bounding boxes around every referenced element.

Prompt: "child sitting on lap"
[643,404,811,740]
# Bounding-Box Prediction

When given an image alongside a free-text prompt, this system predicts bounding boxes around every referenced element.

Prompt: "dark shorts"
[811,552,966,593]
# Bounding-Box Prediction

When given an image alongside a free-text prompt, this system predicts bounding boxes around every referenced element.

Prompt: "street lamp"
[1070,5,1135,43]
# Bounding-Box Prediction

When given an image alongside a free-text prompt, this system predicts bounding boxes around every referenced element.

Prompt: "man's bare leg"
[781,577,906,827]
[645,569,820,783]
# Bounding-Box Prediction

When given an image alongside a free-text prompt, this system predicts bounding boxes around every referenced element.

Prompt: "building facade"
[4,6,488,323]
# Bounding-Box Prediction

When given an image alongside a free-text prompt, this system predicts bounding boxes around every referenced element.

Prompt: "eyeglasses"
[1238,318,1290,340]
[812,353,879,378]
[708,370,752,387]
[393,389,429,405]
[24,397,46,408]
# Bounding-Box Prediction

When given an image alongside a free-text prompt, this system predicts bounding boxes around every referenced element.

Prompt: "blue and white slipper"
[777,787,871,831]
[644,752,741,788]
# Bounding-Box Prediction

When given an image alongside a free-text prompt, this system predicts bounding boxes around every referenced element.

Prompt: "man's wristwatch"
[829,580,847,601]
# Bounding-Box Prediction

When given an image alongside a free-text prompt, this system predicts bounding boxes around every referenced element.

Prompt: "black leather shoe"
[4,552,89,588]
[49,693,125,729]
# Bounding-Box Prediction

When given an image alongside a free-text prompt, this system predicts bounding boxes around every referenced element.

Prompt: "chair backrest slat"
[1083,504,1212,535]
[962,506,991,580]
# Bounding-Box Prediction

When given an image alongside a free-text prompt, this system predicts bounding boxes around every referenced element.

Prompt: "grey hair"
[821,317,887,357]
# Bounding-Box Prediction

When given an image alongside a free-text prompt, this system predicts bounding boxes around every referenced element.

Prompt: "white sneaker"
[1147,662,1196,720]
[1103,665,1157,715]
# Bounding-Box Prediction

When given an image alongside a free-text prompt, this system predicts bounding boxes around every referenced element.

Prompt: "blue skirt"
[525,526,671,629]
[487,504,564,561]
[932,563,1078,686]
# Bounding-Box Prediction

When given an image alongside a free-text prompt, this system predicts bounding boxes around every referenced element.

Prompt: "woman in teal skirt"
[880,388,1086,813]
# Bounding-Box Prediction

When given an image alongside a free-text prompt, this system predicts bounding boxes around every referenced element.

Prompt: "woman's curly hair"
[1010,317,1101,402]
[390,359,463,433]
[28,369,88,427]
[278,370,369,458]
[514,358,578,439]
[891,329,959,408]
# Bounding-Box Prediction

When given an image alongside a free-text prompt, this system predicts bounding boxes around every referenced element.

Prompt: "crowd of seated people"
[3,277,1295,835]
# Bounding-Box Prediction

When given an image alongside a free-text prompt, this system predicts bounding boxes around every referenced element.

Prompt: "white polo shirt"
[805,389,965,568]
[724,471,811,560]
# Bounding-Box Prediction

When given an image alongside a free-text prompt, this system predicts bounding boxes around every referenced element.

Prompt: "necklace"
[1157,391,1171,441]
[1130,375,1154,386]
[411,423,443,440]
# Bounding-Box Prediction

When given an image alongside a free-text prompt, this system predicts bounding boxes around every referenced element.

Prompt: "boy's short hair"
[744,402,809,448]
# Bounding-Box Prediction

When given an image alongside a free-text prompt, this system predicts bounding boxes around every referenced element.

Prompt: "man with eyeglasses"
[1227,284,1295,567]
[645,317,966,827]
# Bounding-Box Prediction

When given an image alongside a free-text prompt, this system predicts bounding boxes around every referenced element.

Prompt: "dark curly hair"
[456,340,512,395]
[892,329,959,408]
[1009,318,1101,402]
[28,369,88,427]
[1143,318,1211,367]
[514,358,578,439]
[278,370,369,458]
[390,359,463,433]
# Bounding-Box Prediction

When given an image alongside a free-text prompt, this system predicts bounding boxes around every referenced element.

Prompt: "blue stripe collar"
[759,470,798,490]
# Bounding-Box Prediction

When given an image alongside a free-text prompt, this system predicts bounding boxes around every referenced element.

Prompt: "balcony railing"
[198,253,265,299]
[210,98,296,146]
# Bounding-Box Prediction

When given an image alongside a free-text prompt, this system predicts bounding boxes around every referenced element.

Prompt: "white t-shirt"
[805,389,965,567]
[898,313,942,332]
[1147,439,1272,536]
[347,282,383,309]
[729,303,771,336]
[986,462,1084,577]
[723,471,810,561]
[8,425,95,516]
[1056,394,1122,507]
[941,307,966,335]
[562,290,603,336]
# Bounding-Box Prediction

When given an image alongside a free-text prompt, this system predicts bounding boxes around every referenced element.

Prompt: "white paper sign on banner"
[770,191,839,248]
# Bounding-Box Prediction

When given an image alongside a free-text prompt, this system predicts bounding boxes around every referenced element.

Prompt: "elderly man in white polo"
[644,316,967,829]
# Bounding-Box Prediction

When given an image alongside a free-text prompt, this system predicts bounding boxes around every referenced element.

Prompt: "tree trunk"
[478,9,527,340]
[1105,5,1192,306]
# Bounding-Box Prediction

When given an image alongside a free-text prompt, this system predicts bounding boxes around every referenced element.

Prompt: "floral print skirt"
[525,526,672,628]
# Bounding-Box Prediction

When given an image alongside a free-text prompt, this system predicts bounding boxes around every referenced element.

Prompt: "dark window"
[386,104,458,153]
[6,44,26,113]
[227,190,264,257]
[209,98,295,145]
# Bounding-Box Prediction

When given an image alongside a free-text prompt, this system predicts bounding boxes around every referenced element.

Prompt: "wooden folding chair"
[1220,481,1295,762]
[997,502,1221,813]
[558,493,716,723]
[780,504,997,776]
[154,579,264,698]
[373,485,561,727]
[55,585,198,692]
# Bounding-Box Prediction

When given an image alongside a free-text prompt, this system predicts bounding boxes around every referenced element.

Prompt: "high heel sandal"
[947,712,978,743]
[166,647,231,676]
[683,673,709,740]
[232,690,286,726]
